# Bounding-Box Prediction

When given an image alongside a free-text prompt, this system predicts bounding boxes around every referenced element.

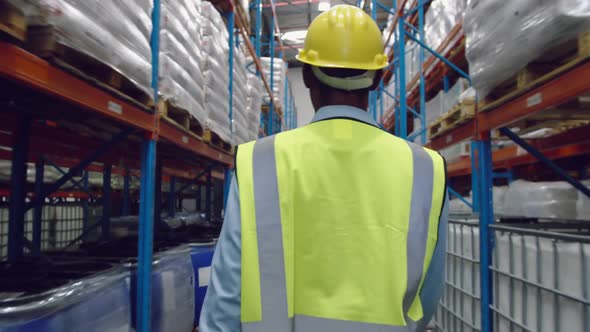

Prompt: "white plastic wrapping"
[465,0,590,99]
[31,0,152,95]
[503,180,579,219]
[160,55,206,123]
[443,78,469,112]
[426,91,444,125]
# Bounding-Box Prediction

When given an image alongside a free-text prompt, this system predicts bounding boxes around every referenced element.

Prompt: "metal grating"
[0,197,101,260]
[435,217,590,332]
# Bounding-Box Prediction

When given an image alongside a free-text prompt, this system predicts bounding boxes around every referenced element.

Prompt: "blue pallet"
[189,242,216,327]
[0,267,131,332]
[129,245,195,332]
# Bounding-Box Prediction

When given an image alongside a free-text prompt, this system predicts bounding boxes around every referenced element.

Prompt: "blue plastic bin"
[189,242,216,327]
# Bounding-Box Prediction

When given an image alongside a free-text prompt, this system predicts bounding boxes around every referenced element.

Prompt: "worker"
[200,4,448,332]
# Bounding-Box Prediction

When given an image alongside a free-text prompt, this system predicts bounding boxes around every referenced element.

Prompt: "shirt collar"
[310,105,379,127]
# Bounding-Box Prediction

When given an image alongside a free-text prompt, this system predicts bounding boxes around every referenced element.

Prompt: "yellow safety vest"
[236,117,446,331]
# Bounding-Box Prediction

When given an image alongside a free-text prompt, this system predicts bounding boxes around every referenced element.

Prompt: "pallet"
[480,32,590,111]
[261,104,282,115]
[428,101,475,138]
[158,100,204,138]
[26,26,153,108]
[0,0,26,42]
[203,129,233,153]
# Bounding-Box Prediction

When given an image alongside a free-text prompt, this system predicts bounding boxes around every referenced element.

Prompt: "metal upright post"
[268,11,275,135]
[255,0,262,58]
[227,10,235,134]
[168,176,176,217]
[284,65,289,130]
[137,138,156,332]
[8,114,31,262]
[196,184,202,212]
[33,158,44,253]
[470,141,480,213]
[82,170,89,231]
[154,160,162,229]
[123,167,131,216]
[102,164,112,241]
[417,0,426,144]
[397,13,408,139]
[206,170,212,221]
[474,136,495,332]
[137,0,160,330]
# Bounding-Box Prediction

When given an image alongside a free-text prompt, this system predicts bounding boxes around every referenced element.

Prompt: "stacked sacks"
[464,0,590,99]
[160,0,206,125]
[27,0,152,96]
[246,73,264,140]
[260,57,287,110]
[201,1,231,143]
[231,44,251,145]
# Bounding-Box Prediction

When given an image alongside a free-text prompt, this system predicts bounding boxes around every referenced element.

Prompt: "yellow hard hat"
[296,5,388,70]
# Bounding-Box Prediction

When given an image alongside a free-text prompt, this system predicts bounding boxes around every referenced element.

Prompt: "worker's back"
[235,107,447,331]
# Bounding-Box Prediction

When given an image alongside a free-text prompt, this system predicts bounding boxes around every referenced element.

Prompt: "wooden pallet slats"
[0,0,26,42]
[158,99,204,139]
[428,101,475,138]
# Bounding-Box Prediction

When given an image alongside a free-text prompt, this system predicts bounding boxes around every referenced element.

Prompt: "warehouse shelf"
[381,22,465,130]
[0,42,234,167]
[428,59,590,150]
[0,0,295,330]
[370,2,590,332]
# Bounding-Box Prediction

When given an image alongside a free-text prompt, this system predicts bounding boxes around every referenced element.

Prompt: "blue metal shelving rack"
[250,0,297,136]
[368,2,590,332]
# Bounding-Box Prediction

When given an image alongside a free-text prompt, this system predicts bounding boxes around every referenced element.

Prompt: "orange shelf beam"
[0,42,154,132]
[0,42,234,167]
[429,60,590,151]
[447,141,590,178]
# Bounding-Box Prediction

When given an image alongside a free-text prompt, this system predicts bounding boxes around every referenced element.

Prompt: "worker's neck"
[318,92,368,111]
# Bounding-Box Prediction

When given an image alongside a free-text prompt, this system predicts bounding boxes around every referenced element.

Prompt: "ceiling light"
[318,0,330,11]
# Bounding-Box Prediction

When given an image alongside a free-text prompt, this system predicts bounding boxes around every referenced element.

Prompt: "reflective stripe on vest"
[236,120,446,331]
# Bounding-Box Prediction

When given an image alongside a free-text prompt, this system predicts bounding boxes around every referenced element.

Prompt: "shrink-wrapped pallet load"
[464,0,590,99]
[159,0,207,125]
[201,1,231,142]
[260,57,287,110]
[246,73,264,139]
[503,180,579,220]
[25,0,153,96]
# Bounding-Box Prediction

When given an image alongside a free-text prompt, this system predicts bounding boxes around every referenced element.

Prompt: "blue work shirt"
[200,105,449,332]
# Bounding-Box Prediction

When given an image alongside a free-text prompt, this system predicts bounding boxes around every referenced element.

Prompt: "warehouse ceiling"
[255,0,390,66]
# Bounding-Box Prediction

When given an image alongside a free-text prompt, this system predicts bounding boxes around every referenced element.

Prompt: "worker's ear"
[370,69,383,90]
[302,64,313,89]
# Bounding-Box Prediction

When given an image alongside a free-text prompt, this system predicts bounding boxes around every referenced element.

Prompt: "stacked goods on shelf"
[160,0,207,130]
[449,186,508,215]
[24,0,153,101]
[232,45,253,145]
[260,57,287,110]
[424,0,467,59]
[201,1,231,143]
[246,73,264,139]
[503,180,579,220]
[464,0,590,99]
